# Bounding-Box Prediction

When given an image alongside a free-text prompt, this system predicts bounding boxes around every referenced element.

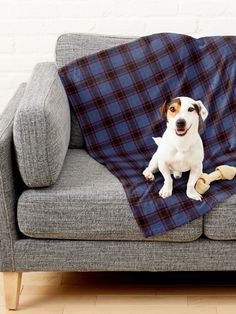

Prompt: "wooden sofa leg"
[3,272,22,310]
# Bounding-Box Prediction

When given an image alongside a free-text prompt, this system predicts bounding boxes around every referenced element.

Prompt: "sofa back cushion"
[55,33,136,148]
[13,63,71,188]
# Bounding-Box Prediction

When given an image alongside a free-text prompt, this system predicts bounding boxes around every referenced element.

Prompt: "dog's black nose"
[176,119,186,128]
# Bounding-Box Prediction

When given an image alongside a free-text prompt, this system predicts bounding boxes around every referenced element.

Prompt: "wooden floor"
[1,271,236,313]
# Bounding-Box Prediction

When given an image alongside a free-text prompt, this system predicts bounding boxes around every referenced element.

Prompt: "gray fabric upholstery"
[14,238,236,272]
[56,33,137,149]
[0,83,26,271]
[204,195,236,240]
[13,62,71,188]
[56,33,136,68]
[17,149,203,242]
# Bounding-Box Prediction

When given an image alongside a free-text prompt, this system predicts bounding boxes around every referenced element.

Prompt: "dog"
[143,96,208,201]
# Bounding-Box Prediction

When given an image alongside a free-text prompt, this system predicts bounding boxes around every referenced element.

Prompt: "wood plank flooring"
[1,271,236,313]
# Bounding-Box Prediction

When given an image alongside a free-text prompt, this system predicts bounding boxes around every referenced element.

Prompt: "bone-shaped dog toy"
[195,165,236,195]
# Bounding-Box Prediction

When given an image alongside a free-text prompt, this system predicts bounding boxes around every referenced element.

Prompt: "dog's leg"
[187,166,202,201]
[158,162,173,198]
[143,152,159,182]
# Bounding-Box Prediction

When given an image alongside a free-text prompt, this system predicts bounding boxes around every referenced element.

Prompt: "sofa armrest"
[0,83,26,271]
[13,62,71,188]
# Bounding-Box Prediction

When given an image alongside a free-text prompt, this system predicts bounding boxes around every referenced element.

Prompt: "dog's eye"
[169,107,176,112]
[188,107,195,112]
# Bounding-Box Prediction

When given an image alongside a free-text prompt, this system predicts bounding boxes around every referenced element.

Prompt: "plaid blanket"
[59,33,236,238]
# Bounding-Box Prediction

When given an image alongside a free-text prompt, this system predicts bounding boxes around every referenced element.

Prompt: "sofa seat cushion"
[17,149,202,242]
[204,195,236,240]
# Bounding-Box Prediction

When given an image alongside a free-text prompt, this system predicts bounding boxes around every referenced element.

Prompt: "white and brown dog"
[143,96,208,201]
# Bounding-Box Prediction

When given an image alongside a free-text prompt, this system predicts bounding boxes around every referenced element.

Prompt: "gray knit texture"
[0,83,26,271]
[13,62,71,188]
[204,195,236,240]
[14,238,236,272]
[17,149,203,242]
[56,33,137,149]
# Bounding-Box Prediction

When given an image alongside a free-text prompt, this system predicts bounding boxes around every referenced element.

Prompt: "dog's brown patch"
[166,98,181,121]
[160,100,168,118]
[194,104,200,115]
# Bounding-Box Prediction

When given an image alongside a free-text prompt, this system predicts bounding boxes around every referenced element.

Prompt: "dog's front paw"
[159,184,172,199]
[187,188,202,201]
[143,168,155,182]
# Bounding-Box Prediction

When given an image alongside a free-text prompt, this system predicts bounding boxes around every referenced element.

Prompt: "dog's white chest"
[168,150,191,172]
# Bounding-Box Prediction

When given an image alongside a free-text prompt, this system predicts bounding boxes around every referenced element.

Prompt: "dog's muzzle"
[175,119,191,136]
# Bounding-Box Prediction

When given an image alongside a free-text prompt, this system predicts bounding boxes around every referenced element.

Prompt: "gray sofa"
[1,33,236,310]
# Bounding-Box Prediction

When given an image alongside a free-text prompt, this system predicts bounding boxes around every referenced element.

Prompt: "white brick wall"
[0,0,236,110]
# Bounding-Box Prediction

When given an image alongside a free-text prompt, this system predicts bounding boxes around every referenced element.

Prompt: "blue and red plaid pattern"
[59,33,236,238]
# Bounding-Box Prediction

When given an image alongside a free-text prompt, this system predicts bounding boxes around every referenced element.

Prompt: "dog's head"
[160,96,208,137]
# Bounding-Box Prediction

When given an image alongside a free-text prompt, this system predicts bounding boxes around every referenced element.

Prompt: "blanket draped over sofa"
[59,33,236,238]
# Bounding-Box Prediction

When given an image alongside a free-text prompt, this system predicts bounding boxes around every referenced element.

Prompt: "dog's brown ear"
[160,100,169,118]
